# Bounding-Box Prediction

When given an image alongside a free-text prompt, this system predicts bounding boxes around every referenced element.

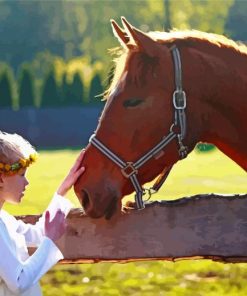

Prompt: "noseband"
[89,45,187,209]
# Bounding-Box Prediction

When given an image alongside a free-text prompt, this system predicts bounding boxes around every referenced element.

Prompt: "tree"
[88,73,104,105]
[0,0,234,75]
[0,67,15,109]
[60,72,84,106]
[70,72,84,106]
[18,65,35,108]
[40,69,60,107]
[60,72,69,106]
[0,1,81,70]
[164,0,172,31]
[225,0,247,41]
[165,0,233,34]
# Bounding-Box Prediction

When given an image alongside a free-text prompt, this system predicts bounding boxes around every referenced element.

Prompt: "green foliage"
[170,0,233,33]
[0,1,82,70]
[0,66,15,109]
[88,73,104,105]
[225,0,247,40]
[0,0,235,74]
[60,72,84,106]
[164,0,172,30]
[196,143,216,153]
[40,68,60,107]
[0,0,239,108]
[69,72,84,106]
[18,64,35,108]
[29,51,62,83]
[60,73,69,106]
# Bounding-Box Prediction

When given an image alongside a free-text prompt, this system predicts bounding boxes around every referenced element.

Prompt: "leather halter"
[89,45,187,209]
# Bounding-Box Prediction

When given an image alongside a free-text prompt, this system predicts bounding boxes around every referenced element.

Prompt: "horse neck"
[184,43,247,171]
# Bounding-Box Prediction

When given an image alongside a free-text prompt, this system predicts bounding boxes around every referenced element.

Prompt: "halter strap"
[89,45,187,209]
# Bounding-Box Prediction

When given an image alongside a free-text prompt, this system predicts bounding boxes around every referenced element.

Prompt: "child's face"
[0,169,29,204]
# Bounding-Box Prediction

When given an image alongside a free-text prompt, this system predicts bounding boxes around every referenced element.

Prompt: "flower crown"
[0,154,37,175]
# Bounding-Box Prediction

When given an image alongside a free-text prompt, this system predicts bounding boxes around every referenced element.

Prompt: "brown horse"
[74,17,247,219]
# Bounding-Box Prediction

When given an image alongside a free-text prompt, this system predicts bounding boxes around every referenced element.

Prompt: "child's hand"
[44,210,66,242]
[57,149,86,196]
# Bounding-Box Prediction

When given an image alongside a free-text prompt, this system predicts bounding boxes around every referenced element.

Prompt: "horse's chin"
[104,196,119,220]
[78,189,119,220]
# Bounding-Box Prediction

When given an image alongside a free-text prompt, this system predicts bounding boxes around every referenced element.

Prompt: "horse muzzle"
[76,186,120,220]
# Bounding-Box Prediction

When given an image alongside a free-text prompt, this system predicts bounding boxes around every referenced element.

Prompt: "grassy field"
[4,148,247,296]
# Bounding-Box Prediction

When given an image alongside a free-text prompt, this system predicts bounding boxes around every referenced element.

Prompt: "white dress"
[0,193,74,296]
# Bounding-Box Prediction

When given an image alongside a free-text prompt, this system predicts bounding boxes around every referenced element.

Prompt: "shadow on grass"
[38,145,85,151]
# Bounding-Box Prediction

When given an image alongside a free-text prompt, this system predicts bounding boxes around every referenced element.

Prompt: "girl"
[0,131,85,296]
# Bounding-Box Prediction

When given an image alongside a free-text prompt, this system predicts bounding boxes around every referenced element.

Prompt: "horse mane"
[151,30,247,53]
[104,30,247,100]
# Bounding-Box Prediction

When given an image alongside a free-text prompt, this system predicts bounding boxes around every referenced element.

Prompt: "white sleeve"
[16,193,74,247]
[0,222,63,294]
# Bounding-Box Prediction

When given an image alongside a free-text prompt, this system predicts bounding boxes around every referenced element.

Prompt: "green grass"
[4,148,247,296]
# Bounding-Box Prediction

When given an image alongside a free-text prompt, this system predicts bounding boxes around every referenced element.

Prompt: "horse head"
[74,18,202,219]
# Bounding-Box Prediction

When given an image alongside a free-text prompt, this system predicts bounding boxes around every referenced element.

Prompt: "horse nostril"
[80,189,90,211]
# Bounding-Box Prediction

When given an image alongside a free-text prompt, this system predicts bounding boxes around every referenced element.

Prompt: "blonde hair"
[0,131,36,164]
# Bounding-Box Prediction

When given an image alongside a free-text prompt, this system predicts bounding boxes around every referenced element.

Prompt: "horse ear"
[111,19,130,49]
[120,16,160,57]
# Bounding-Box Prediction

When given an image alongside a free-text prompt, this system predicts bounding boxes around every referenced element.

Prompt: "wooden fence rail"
[17,194,247,264]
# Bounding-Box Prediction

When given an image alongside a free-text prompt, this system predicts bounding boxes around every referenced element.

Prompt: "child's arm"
[16,149,85,246]
[0,220,63,294]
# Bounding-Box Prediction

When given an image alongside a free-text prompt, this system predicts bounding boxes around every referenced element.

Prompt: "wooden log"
[16,194,247,264]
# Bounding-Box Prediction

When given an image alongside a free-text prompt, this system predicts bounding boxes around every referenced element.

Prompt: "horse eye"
[123,98,144,108]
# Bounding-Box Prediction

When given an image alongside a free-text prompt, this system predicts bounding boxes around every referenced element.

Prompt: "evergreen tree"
[69,72,84,106]
[18,65,35,108]
[88,73,104,105]
[60,72,84,106]
[59,72,69,106]
[0,68,14,109]
[40,69,60,107]
[225,0,247,41]
[164,0,172,31]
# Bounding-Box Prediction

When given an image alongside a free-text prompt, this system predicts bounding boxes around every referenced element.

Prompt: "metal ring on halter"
[121,162,138,178]
[143,187,157,202]
[170,123,181,135]
[170,123,175,133]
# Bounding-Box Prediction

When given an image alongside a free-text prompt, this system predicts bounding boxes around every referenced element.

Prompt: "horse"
[74,17,247,219]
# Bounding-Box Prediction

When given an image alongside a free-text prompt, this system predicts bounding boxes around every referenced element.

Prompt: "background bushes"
[0,62,104,109]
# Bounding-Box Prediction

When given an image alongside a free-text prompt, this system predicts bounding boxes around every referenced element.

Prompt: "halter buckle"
[121,162,138,178]
[173,90,186,110]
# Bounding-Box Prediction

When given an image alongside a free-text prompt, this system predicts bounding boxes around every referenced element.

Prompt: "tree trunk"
[18,193,247,264]
[164,0,172,31]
